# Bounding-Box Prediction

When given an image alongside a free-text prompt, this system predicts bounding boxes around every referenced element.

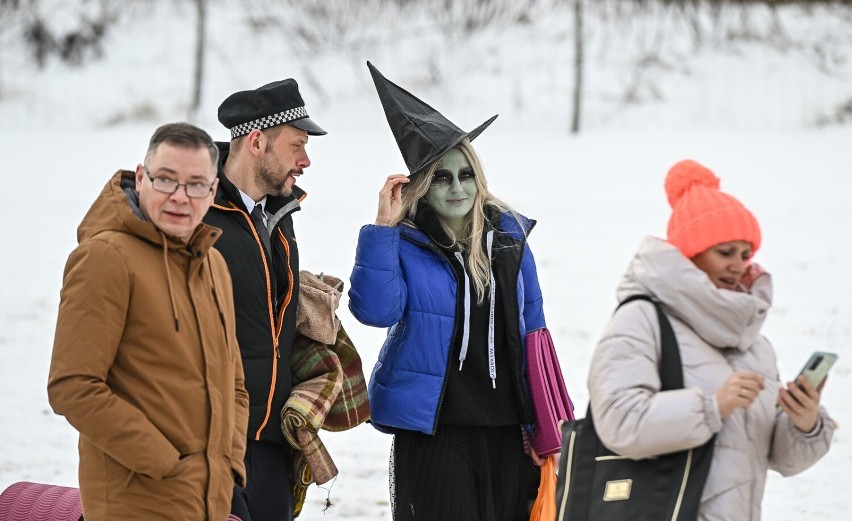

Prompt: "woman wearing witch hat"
[349,62,552,520]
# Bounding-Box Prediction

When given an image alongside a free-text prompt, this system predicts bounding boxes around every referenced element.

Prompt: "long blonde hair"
[394,139,519,304]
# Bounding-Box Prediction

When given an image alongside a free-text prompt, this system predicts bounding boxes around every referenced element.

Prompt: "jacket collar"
[616,236,771,350]
[401,203,534,248]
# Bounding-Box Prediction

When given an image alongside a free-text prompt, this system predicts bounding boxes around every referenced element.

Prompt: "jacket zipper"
[273,227,294,346]
[436,248,464,435]
[214,202,280,441]
[431,260,465,435]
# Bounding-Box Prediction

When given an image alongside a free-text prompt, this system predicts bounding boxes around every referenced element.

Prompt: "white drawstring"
[455,231,497,389]
[455,251,471,371]
[486,231,496,389]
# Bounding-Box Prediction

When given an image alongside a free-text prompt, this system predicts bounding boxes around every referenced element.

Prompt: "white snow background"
[1,1,850,519]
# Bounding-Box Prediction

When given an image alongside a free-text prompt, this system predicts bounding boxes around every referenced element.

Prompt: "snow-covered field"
[1,1,850,519]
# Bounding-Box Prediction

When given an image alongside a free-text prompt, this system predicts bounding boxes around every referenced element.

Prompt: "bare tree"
[0,0,23,100]
[571,0,584,133]
[189,0,206,122]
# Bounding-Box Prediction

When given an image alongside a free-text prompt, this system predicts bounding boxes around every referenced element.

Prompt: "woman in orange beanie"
[585,159,835,520]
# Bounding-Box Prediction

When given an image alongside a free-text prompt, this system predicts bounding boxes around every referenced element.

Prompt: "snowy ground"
[1,1,851,519]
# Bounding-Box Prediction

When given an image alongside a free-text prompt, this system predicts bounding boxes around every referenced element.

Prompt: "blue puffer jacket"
[349,211,546,434]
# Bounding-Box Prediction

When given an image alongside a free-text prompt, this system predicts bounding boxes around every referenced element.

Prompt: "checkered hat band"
[229,106,308,138]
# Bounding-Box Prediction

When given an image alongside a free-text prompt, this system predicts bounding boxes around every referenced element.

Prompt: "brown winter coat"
[48,170,249,520]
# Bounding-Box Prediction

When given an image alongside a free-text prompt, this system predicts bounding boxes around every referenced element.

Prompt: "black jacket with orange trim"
[203,142,301,445]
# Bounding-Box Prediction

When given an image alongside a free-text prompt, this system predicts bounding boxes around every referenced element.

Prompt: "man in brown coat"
[48,122,249,520]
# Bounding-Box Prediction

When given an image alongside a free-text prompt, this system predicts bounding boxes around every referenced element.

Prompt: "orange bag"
[529,456,556,521]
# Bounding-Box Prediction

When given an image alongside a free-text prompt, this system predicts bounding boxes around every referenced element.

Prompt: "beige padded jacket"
[588,236,834,521]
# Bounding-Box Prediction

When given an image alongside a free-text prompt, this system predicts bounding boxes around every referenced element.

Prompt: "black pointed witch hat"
[367,61,498,178]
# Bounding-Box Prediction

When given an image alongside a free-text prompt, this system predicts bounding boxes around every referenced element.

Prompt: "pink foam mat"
[0,481,82,521]
[0,481,245,521]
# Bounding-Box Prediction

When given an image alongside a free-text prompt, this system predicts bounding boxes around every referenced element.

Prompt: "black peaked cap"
[367,61,497,178]
[218,78,327,139]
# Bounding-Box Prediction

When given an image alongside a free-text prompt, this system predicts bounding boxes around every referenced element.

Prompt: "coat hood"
[616,236,771,350]
[77,170,220,255]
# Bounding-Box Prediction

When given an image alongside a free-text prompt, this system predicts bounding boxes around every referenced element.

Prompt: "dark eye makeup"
[430,168,475,187]
[432,170,452,185]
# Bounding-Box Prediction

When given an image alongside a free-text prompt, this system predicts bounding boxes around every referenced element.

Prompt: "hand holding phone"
[778,351,836,433]
[796,351,838,390]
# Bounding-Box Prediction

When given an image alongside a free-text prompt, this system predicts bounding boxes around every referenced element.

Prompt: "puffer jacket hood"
[616,236,770,350]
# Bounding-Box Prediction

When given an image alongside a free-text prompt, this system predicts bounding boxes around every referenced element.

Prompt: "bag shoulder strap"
[616,295,683,390]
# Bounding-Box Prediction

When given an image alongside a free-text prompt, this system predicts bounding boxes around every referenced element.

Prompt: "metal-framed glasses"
[143,166,214,199]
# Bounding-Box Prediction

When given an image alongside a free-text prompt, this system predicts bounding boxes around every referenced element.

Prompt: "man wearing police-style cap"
[204,79,326,521]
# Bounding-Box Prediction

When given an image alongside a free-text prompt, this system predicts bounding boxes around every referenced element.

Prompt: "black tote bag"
[555,295,715,521]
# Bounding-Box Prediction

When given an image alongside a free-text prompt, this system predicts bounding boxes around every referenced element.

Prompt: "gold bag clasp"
[603,479,632,501]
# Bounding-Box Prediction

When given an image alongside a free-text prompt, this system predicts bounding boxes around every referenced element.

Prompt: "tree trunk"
[189,0,206,122]
[0,33,4,101]
[571,0,584,134]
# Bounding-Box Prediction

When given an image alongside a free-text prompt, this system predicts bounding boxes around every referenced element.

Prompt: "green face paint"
[424,148,477,225]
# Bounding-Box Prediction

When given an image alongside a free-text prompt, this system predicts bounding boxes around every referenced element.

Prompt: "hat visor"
[289,116,327,136]
[408,114,498,179]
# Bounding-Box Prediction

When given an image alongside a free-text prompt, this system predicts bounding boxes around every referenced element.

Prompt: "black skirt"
[391,424,540,521]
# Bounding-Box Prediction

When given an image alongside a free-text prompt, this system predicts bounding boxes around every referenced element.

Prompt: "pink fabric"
[525,328,574,456]
[0,481,82,521]
[0,481,245,521]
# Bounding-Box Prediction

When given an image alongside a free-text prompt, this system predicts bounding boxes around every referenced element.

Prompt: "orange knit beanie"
[665,160,761,258]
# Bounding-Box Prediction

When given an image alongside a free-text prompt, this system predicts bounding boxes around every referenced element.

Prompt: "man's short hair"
[230,124,285,156]
[145,122,219,168]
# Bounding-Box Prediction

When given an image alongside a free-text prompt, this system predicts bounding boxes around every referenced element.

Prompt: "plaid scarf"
[282,271,370,516]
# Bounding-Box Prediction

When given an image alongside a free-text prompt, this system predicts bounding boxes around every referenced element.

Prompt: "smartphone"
[796,351,838,389]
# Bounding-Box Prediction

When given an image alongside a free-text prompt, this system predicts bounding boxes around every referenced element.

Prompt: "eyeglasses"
[429,167,475,189]
[143,166,214,199]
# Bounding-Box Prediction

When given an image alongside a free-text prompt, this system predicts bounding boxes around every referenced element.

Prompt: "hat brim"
[289,117,327,136]
[408,114,498,179]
